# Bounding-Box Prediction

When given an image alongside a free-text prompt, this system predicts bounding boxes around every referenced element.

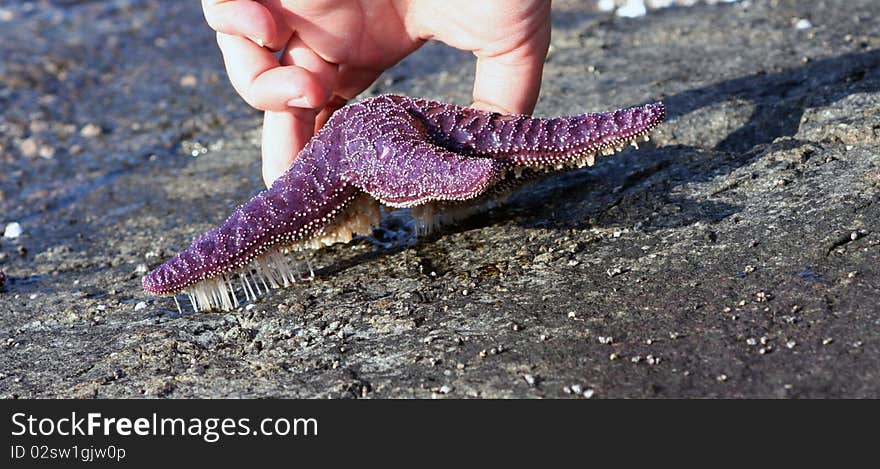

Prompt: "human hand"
[201,0,551,187]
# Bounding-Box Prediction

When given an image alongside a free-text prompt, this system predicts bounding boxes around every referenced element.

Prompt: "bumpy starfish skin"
[143,94,664,310]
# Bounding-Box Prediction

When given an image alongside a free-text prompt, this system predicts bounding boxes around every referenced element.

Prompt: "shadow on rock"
[488,49,880,232]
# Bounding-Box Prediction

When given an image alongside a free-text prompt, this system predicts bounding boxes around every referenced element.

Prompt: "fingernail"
[286,96,313,108]
[246,35,265,48]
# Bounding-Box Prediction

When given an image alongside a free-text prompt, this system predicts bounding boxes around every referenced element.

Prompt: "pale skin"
[201,0,552,188]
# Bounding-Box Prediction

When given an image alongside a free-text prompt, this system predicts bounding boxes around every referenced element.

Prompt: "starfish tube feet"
[142,153,365,308]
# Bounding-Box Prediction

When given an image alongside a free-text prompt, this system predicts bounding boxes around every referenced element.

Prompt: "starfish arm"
[143,147,357,296]
[395,95,665,166]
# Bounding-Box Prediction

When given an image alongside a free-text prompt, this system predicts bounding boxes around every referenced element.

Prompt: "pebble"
[786,340,796,349]
[598,336,614,344]
[523,374,537,386]
[38,145,55,159]
[18,138,38,157]
[582,389,595,399]
[795,18,813,30]
[80,123,102,138]
[614,1,647,18]
[134,301,148,311]
[438,385,453,394]
[179,74,198,87]
[4,222,22,239]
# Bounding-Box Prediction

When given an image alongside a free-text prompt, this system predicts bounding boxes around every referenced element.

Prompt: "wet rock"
[0,0,878,399]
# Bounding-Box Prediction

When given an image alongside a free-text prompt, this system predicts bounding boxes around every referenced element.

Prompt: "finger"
[314,65,384,131]
[471,21,551,115]
[279,34,339,107]
[261,109,317,187]
[217,32,325,111]
[262,5,294,52]
[314,95,350,134]
[201,0,277,47]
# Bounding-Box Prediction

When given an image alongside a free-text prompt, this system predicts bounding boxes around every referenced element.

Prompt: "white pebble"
[80,123,102,138]
[597,0,617,11]
[795,18,812,30]
[179,74,198,87]
[134,301,148,311]
[617,0,647,17]
[3,222,22,239]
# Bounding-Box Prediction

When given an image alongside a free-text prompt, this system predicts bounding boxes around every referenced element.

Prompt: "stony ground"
[1,0,878,398]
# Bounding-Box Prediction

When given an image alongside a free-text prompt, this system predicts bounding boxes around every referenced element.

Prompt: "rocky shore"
[0,0,878,398]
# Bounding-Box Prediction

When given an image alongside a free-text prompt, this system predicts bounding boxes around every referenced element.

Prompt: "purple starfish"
[143,94,665,311]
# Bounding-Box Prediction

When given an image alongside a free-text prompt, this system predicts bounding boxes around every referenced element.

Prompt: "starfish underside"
[143,94,665,311]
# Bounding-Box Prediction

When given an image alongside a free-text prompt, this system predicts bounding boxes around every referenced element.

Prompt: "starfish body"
[143,94,665,311]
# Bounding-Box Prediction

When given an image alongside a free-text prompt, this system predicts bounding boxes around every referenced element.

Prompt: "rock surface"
[0,0,878,398]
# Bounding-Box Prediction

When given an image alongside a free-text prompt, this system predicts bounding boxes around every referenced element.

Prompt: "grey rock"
[0,0,878,398]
